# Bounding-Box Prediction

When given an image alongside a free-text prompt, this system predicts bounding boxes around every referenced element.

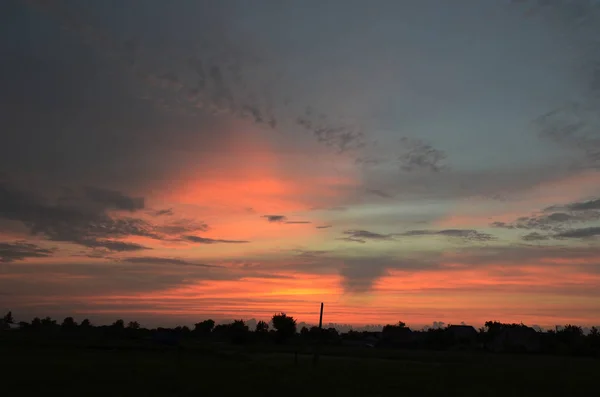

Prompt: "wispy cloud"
[340,228,493,243]
[182,235,249,244]
[340,230,395,243]
[555,227,600,239]
[492,197,600,232]
[262,215,287,223]
[397,137,447,173]
[153,208,174,216]
[397,229,494,242]
[121,256,218,267]
[366,189,393,199]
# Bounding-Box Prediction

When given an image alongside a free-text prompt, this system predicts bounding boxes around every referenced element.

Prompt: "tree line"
[2,311,599,357]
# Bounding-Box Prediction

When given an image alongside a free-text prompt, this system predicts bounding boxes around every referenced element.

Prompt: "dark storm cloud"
[316,225,332,229]
[182,235,249,244]
[0,241,55,262]
[397,137,447,173]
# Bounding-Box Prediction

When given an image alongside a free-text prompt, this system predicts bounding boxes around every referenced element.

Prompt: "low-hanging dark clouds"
[340,229,394,243]
[0,180,245,254]
[0,241,55,263]
[121,256,218,268]
[340,228,493,243]
[492,197,600,236]
[398,229,495,242]
[555,227,600,239]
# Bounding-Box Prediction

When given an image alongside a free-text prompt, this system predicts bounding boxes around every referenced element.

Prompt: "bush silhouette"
[194,319,215,334]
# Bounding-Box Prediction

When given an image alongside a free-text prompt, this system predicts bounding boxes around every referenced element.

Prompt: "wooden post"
[313,302,324,367]
[318,302,323,329]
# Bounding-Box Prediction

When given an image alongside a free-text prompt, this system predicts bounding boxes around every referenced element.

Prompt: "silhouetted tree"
[588,326,600,353]
[255,320,269,333]
[3,311,14,324]
[127,321,140,330]
[31,317,42,329]
[272,313,296,342]
[41,317,56,327]
[112,319,125,329]
[229,320,250,344]
[382,321,407,333]
[80,319,92,328]
[194,319,215,335]
[61,317,78,331]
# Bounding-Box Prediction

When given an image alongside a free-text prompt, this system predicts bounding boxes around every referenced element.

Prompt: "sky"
[1,0,600,329]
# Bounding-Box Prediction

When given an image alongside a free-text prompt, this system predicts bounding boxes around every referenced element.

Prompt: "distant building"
[445,325,479,347]
[489,326,541,353]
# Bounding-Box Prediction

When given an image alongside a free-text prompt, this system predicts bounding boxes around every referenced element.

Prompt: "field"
[2,343,598,396]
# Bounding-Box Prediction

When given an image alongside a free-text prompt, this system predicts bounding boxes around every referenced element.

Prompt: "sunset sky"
[1,0,600,329]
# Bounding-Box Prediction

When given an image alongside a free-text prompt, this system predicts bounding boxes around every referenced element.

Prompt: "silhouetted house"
[381,327,413,347]
[0,322,19,331]
[489,326,541,353]
[445,325,479,348]
[152,330,180,346]
[341,332,381,348]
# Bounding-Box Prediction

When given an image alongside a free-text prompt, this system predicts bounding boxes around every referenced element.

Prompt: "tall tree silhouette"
[272,313,296,342]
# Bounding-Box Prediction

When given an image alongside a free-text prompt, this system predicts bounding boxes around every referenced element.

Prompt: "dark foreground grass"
[2,345,598,396]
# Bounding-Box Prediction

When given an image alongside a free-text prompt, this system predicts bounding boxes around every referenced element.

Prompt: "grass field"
[2,344,598,396]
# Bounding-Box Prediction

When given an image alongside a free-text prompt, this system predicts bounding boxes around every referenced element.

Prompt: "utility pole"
[313,302,324,367]
[318,302,323,329]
